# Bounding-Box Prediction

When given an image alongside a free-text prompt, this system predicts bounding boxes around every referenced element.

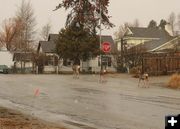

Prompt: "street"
[0,74,180,129]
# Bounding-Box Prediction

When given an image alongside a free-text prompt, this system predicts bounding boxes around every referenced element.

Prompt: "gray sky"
[0,0,180,37]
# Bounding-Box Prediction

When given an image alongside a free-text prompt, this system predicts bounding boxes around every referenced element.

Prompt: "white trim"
[125,28,133,35]
[151,37,179,52]
[123,37,160,40]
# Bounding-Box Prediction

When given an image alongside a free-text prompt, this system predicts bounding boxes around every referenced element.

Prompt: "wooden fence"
[142,52,180,75]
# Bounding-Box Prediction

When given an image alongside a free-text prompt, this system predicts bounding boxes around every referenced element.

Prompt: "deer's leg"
[138,78,141,87]
[77,70,79,79]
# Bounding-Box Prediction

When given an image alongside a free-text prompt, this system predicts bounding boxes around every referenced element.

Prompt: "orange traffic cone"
[34,88,40,96]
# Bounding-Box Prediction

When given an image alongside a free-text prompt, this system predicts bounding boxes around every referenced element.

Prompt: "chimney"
[165,23,173,36]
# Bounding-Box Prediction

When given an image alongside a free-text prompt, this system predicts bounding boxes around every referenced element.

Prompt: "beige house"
[119,25,180,74]
[122,25,173,50]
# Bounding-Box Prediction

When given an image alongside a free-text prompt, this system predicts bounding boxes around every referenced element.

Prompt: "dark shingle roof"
[38,34,116,53]
[127,27,173,39]
[142,38,169,51]
[125,27,175,52]
[13,52,33,61]
[132,37,178,52]
[38,41,56,53]
[48,34,59,42]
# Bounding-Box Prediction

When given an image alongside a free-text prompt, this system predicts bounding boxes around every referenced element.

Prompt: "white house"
[81,35,117,73]
[37,34,117,73]
[0,47,14,68]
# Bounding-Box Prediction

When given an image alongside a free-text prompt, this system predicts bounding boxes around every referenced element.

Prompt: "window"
[63,59,72,66]
[99,56,112,67]
[45,56,54,66]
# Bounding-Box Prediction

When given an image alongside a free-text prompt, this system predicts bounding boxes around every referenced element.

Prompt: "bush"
[130,66,141,74]
[168,74,180,89]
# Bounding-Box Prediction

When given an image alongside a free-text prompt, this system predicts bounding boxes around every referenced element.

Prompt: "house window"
[45,56,54,66]
[108,57,112,67]
[63,59,72,66]
[98,57,100,66]
[99,56,112,67]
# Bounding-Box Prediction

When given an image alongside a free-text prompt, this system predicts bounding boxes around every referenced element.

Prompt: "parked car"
[0,65,9,74]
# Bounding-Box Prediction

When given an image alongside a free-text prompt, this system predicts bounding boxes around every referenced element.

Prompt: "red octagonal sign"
[102,42,111,53]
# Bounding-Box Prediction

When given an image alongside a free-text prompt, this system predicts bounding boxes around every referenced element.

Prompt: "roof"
[126,27,173,39]
[125,27,176,52]
[13,52,33,61]
[38,41,56,53]
[48,34,59,41]
[38,34,116,53]
[141,38,170,51]
[37,33,58,53]
[131,36,179,52]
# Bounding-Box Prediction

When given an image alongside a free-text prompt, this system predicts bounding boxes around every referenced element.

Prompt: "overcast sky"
[0,0,180,37]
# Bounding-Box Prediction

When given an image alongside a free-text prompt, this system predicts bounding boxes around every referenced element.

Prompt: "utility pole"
[121,38,124,69]
[99,0,102,71]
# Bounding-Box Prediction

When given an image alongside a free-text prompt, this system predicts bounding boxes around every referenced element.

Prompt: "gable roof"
[101,35,114,44]
[124,27,177,53]
[13,52,33,61]
[141,38,170,51]
[48,34,59,41]
[38,41,56,53]
[131,36,179,52]
[126,27,173,39]
[152,36,180,52]
[38,34,116,53]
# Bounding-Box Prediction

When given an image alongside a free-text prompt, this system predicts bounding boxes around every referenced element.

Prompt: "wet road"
[0,74,180,129]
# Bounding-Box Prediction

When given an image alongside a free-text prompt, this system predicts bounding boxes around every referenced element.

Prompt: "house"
[81,35,117,73]
[37,40,59,73]
[120,25,180,75]
[13,52,35,73]
[37,34,117,73]
[123,26,173,49]
[0,47,14,68]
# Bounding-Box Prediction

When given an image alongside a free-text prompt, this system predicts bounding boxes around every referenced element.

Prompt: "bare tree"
[40,22,51,41]
[114,22,131,40]
[0,18,21,51]
[133,19,140,27]
[15,0,36,51]
[177,13,180,33]
[168,12,176,35]
[13,0,36,73]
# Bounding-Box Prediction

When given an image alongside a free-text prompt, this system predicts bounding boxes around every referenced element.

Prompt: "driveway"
[0,74,179,129]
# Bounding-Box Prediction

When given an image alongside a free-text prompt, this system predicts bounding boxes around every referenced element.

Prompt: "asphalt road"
[0,74,180,129]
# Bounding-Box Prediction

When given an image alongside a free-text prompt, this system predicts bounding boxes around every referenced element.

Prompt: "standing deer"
[72,59,80,79]
[72,65,80,79]
[138,69,149,88]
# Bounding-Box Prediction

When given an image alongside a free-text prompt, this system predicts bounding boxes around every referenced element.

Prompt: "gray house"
[37,35,60,73]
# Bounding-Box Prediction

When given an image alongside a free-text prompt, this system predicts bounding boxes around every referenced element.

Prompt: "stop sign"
[102,42,111,53]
